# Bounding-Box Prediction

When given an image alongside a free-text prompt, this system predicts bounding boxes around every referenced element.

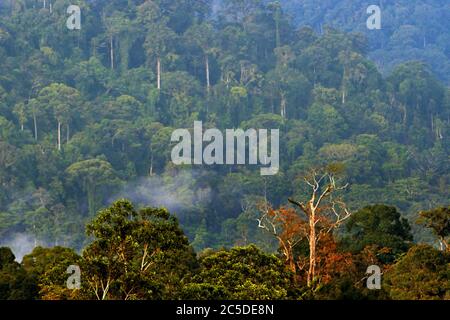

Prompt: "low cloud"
[111,170,211,216]
[0,233,38,262]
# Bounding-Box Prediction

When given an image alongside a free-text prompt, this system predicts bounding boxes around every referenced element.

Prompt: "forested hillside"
[0,0,448,256]
[276,0,450,83]
[0,0,449,301]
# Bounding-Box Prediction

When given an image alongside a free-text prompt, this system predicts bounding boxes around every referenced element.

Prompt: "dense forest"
[0,0,449,300]
[276,0,450,84]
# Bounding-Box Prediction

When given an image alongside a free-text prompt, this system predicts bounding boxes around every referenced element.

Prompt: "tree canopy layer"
[0,0,448,301]
[0,0,448,265]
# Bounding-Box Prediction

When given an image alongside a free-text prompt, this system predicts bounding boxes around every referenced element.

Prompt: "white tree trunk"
[57,121,61,151]
[33,113,38,140]
[307,204,316,287]
[110,35,114,70]
[157,57,161,90]
[205,55,210,93]
[280,92,286,118]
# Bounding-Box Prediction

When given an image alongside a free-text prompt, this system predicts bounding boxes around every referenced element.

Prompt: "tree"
[341,205,413,263]
[82,199,196,300]
[27,99,40,140]
[102,11,131,70]
[66,159,119,216]
[22,246,82,300]
[257,206,307,275]
[185,22,217,94]
[13,102,26,131]
[142,11,176,91]
[384,245,450,300]
[418,207,450,252]
[0,247,38,300]
[37,83,81,150]
[181,245,290,300]
[287,167,352,287]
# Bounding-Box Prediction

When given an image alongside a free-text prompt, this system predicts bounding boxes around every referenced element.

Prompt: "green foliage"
[0,0,448,300]
[180,245,291,300]
[341,205,413,263]
[82,199,197,300]
[0,247,38,300]
[385,245,450,300]
[417,207,450,250]
[22,246,81,299]
[0,0,447,251]
[279,0,450,84]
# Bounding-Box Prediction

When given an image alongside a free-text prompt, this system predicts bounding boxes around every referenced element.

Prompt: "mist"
[0,233,39,262]
[110,170,212,217]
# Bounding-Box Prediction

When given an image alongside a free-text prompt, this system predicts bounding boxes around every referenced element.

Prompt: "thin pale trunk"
[440,237,448,252]
[57,121,61,151]
[149,152,153,176]
[33,113,38,140]
[342,67,347,104]
[110,35,114,70]
[205,55,210,94]
[431,114,434,132]
[307,206,316,287]
[280,92,286,118]
[21,124,24,131]
[157,57,161,90]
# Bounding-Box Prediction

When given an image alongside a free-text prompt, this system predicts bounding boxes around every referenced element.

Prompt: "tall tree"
[341,205,413,263]
[66,159,119,216]
[37,84,81,151]
[185,22,217,94]
[83,199,196,300]
[144,21,176,91]
[103,11,131,70]
[287,167,352,287]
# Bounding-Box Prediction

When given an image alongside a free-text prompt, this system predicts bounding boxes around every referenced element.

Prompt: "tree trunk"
[307,212,316,287]
[280,92,287,118]
[57,121,61,151]
[66,123,70,143]
[205,55,210,94]
[157,56,161,90]
[110,35,114,70]
[342,67,347,104]
[21,124,24,131]
[33,113,38,140]
[440,237,448,252]
[149,152,154,176]
[307,204,316,287]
